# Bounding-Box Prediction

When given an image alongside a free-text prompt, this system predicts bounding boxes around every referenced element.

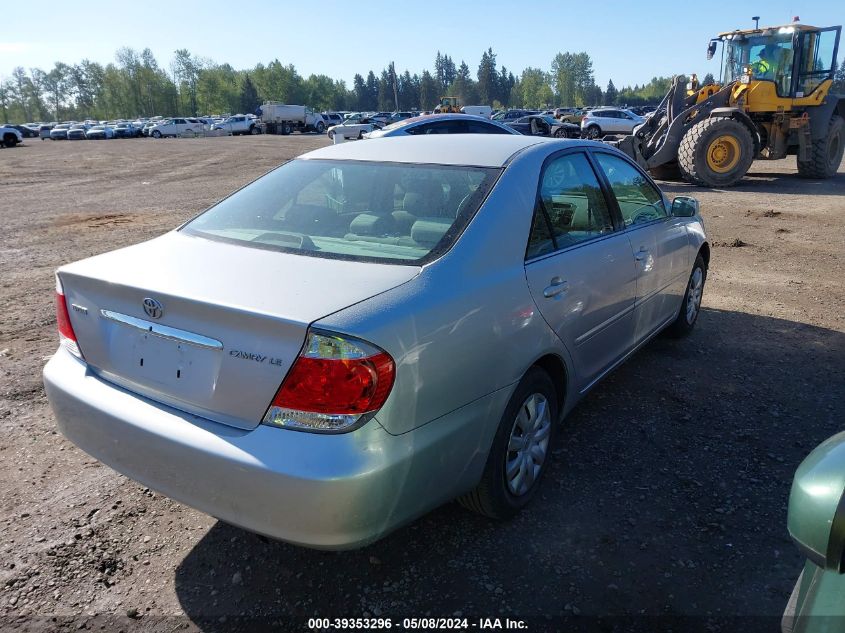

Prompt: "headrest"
[411,218,452,247]
[349,214,391,236]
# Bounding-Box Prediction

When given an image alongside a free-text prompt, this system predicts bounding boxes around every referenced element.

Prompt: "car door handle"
[635,247,649,261]
[543,277,569,298]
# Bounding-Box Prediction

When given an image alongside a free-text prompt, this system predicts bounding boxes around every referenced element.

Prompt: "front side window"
[182,159,499,264]
[594,153,666,226]
[526,152,615,259]
[724,34,795,95]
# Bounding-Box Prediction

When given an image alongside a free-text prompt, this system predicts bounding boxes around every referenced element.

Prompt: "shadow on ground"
[656,162,845,196]
[174,308,844,628]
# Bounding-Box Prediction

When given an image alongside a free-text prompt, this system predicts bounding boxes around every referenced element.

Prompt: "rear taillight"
[55,276,82,359]
[262,330,395,433]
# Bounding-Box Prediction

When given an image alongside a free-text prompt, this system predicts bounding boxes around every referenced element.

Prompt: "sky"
[2,0,843,90]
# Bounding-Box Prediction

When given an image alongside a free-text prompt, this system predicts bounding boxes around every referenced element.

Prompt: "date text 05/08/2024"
[307,618,528,630]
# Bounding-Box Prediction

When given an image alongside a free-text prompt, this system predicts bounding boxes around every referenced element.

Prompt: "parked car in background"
[321,112,344,128]
[85,125,115,140]
[6,124,39,138]
[44,135,708,550]
[148,118,204,138]
[212,115,261,135]
[67,124,89,140]
[141,122,158,137]
[506,115,581,138]
[365,114,518,138]
[1,124,24,147]
[559,109,585,124]
[112,123,137,138]
[581,108,644,139]
[50,124,72,140]
[782,431,845,632]
[39,124,53,140]
[326,115,382,140]
[383,112,415,126]
[491,109,535,123]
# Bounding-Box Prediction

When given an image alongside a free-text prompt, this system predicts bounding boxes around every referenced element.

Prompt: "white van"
[461,105,493,118]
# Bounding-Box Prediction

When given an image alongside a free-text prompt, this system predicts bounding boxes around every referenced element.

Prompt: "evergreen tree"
[476,47,497,105]
[702,72,716,85]
[604,79,618,105]
[239,73,259,114]
[419,70,438,110]
[365,71,378,110]
[352,73,367,110]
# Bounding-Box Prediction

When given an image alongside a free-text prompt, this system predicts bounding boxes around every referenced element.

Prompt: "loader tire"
[678,117,755,187]
[649,161,683,181]
[797,115,844,179]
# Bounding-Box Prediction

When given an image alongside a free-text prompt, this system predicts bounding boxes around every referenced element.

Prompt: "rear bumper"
[43,348,504,549]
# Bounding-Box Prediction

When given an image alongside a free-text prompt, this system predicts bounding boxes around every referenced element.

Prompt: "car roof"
[301,134,568,167]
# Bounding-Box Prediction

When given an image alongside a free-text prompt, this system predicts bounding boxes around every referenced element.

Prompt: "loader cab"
[716,24,840,99]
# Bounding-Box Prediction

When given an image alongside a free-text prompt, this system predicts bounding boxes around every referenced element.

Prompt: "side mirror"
[707,40,718,60]
[788,432,845,572]
[671,196,700,217]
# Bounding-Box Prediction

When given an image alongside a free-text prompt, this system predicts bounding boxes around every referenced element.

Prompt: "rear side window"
[526,152,614,258]
[182,159,500,265]
[594,153,667,226]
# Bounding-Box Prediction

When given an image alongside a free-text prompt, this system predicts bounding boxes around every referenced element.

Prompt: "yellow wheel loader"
[611,21,844,187]
[433,96,461,114]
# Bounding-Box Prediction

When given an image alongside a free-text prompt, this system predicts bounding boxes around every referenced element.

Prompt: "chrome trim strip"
[100,310,223,351]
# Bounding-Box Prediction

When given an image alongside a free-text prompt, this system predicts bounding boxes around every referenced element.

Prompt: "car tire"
[458,367,558,520]
[250,125,259,135]
[151,130,161,139]
[665,254,707,338]
[585,125,601,139]
[327,129,335,139]
[3,134,18,148]
[358,130,365,140]
[553,128,566,138]
[315,121,325,134]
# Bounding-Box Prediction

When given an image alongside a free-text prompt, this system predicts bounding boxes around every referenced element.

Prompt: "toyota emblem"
[143,298,163,319]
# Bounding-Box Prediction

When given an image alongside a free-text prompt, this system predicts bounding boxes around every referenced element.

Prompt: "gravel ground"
[0,136,843,632]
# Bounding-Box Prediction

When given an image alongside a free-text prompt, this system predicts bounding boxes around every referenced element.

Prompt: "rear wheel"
[678,117,755,187]
[585,125,601,139]
[797,114,844,179]
[554,128,566,138]
[457,367,558,519]
[151,130,162,139]
[3,134,18,148]
[315,121,325,134]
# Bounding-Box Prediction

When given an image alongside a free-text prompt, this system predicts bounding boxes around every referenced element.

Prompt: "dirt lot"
[0,136,843,631]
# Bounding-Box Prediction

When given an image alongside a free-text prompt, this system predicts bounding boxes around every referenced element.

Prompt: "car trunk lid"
[57,231,419,430]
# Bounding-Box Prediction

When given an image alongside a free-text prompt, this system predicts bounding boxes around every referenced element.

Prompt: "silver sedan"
[43,135,709,549]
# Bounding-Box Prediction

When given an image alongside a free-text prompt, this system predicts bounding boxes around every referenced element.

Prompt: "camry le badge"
[143,298,163,319]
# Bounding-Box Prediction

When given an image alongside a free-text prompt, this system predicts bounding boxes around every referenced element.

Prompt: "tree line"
[5,46,842,124]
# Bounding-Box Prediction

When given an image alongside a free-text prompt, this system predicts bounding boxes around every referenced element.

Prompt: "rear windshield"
[181,159,500,264]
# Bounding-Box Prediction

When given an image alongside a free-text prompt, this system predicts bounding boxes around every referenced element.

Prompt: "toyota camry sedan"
[44,135,709,549]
